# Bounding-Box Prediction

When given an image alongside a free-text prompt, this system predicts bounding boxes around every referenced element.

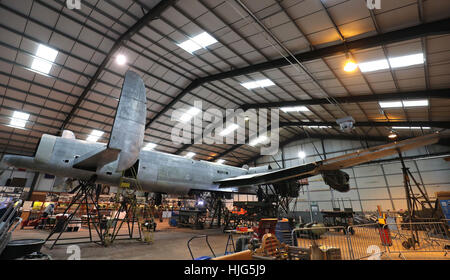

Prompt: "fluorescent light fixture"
[31,58,53,74]
[241,79,275,90]
[30,44,58,75]
[216,159,225,164]
[358,53,424,73]
[143,143,157,151]
[298,151,306,159]
[179,107,201,123]
[389,53,424,68]
[116,54,127,65]
[86,129,104,142]
[388,132,398,139]
[220,124,239,136]
[10,111,30,128]
[178,32,218,54]
[379,99,428,108]
[403,99,428,107]
[379,101,402,108]
[392,126,431,130]
[36,44,58,62]
[185,152,196,159]
[249,135,268,146]
[281,106,310,113]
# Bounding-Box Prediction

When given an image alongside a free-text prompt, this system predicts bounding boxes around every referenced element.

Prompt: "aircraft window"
[217,170,229,175]
[106,172,112,175]
[74,155,80,159]
[63,160,69,163]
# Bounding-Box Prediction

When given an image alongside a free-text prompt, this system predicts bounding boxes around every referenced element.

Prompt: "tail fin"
[73,71,147,172]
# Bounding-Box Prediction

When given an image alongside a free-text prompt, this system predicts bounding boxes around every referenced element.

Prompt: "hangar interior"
[0,0,449,260]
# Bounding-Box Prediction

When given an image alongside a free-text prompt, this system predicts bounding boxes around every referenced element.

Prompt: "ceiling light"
[344,60,358,72]
[179,107,201,123]
[281,106,310,113]
[220,124,239,136]
[306,125,332,129]
[86,129,104,142]
[392,126,431,130]
[185,152,196,159]
[10,111,30,128]
[143,143,157,151]
[216,159,225,164]
[178,32,218,54]
[241,79,275,90]
[389,53,424,68]
[379,101,403,108]
[249,135,268,146]
[403,99,428,107]
[116,54,127,65]
[298,151,306,159]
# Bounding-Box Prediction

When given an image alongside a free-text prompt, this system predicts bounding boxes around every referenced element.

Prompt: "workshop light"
[179,107,201,123]
[216,159,226,164]
[379,101,403,108]
[220,124,239,136]
[298,151,306,159]
[344,60,358,72]
[185,152,196,158]
[306,125,332,129]
[177,32,218,54]
[280,106,310,113]
[30,44,58,75]
[86,129,103,142]
[116,54,127,65]
[143,143,157,151]
[249,135,268,146]
[10,111,30,128]
[241,79,275,90]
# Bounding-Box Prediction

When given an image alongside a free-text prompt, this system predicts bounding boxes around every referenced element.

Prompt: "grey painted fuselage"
[2,134,257,195]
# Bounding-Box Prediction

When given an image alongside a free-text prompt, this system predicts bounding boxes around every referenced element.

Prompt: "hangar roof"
[0,0,449,166]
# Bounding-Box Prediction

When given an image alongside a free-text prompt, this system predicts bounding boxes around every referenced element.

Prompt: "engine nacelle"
[321,170,350,192]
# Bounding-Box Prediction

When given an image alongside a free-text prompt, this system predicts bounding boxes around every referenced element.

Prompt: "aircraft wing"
[214,133,440,188]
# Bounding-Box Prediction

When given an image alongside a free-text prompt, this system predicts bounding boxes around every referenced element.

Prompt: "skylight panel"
[185,152,196,158]
[241,79,275,90]
[179,107,201,123]
[358,59,389,72]
[392,126,431,130]
[10,111,30,128]
[216,159,225,164]
[30,44,58,75]
[249,135,268,146]
[389,53,424,68]
[281,106,310,113]
[220,124,239,136]
[298,151,306,159]
[177,32,218,54]
[403,99,428,107]
[379,101,403,108]
[143,143,157,151]
[86,130,103,142]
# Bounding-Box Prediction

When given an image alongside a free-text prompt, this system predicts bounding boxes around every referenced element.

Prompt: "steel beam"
[280,121,450,129]
[241,88,450,109]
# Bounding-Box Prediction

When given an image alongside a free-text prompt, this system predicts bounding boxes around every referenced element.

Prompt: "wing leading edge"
[214,133,440,189]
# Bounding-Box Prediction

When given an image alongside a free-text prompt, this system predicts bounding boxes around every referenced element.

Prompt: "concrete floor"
[12,220,232,260]
[10,220,449,260]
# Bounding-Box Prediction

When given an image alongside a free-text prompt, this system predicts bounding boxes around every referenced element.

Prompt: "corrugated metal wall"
[255,138,450,213]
